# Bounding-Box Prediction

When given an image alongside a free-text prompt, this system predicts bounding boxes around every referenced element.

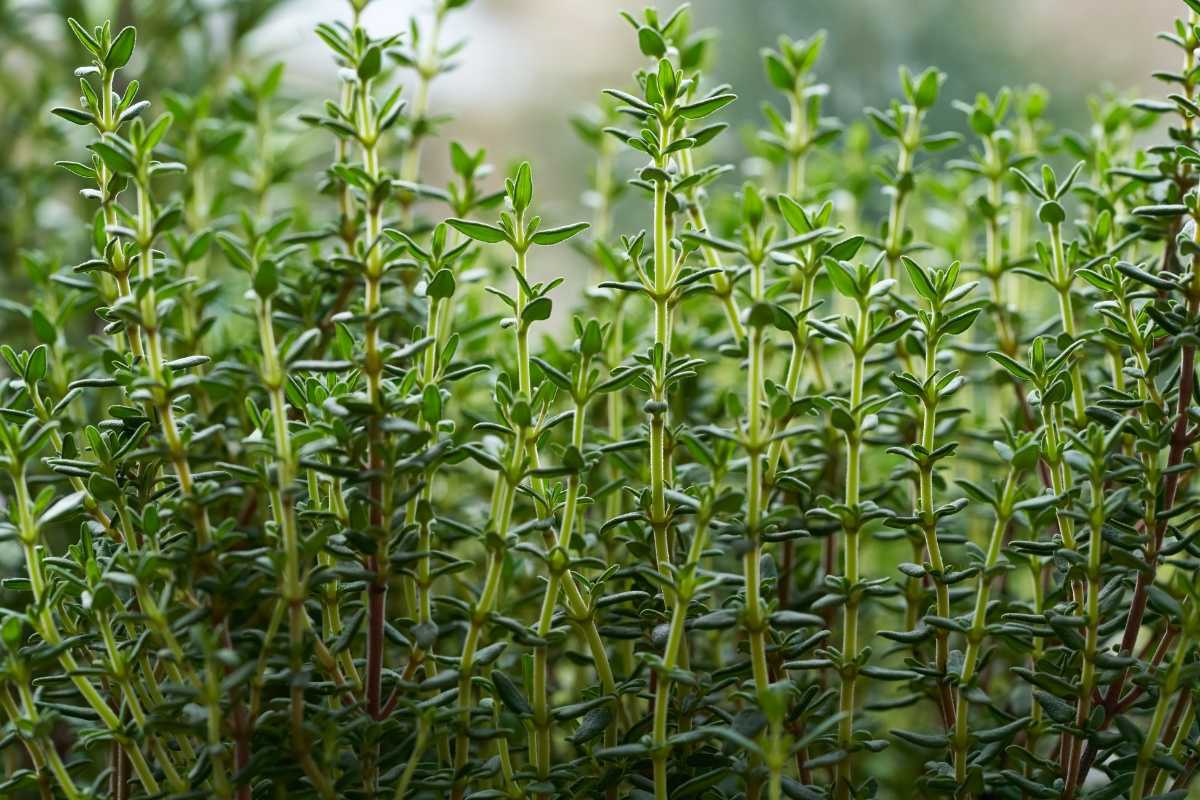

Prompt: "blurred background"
[274,0,1182,218]
[0,0,1187,278]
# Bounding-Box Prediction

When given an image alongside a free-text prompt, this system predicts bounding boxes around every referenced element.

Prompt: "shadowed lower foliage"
[3,1,1200,798]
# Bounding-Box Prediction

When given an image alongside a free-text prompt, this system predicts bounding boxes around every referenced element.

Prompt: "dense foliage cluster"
[5,1,1200,798]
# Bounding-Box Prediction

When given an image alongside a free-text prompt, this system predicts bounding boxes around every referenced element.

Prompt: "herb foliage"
[3,2,1200,799]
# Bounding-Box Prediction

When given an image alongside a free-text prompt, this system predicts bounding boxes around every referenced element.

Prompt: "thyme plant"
[5,2,1200,799]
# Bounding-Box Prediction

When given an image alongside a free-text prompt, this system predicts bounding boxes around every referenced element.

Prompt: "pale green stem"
[952,471,1017,783]
[1047,223,1087,425]
[677,149,743,340]
[1131,632,1191,800]
[745,254,771,696]
[834,296,868,800]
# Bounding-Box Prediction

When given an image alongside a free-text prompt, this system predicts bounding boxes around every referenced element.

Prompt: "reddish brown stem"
[111,738,128,800]
[222,625,253,800]
[1074,318,1197,783]
[1172,752,1199,792]
[1115,628,1177,715]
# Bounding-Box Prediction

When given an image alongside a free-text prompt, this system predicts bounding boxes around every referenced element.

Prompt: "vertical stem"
[1024,558,1047,782]
[765,269,816,485]
[134,179,213,551]
[834,296,867,800]
[398,8,443,227]
[918,319,955,729]
[392,716,430,800]
[98,69,144,360]
[452,423,523,799]
[953,471,1017,784]
[677,149,744,341]
[1039,406,1077,551]
[653,510,713,800]
[648,117,681,800]
[10,470,158,794]
[1063,468,1105,797]
[1152,696,1196,796]
[532,397,587,795]
[257,297,333,798]
[604,298,628,536]
[2,676,81,799]
[745,255,771,696]
[355,75,391,791]
[884,109,919,280]
[1131,633,1191,800]
[1047,223,1086,426]
[649,158,673,585]
[786,91,808,199]
[1083,292,1199,779]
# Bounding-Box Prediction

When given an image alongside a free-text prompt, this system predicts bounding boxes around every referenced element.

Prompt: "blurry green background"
[297,0,1183,221]
[0,0,1186,273]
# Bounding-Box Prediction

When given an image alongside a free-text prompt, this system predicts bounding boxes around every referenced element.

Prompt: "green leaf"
[824,260,858,299]
[88,140,136,176]
[427,269,456,300]
[763,51,794,91]
[747,302,775,329]
[901,256,937,303]
[637,26,667,57]
[446,218,507,244]
[1115,261,1177,292]
[1037,200,1065,226]
[677,93,736,120]
[67,18,101,55]
[491,670,532,717]
[776,194,809,235]
[39,491,86,527]
[105,26,137,70]
[681,231,743,254]
[51,107,95,126]
[421,384,442,423]
[216,234,253,272]
[827,236,865,261]
[358,45,382,81]
[1009,167,1047,200]
[568,706,612,745]
[866,108,899,138]
[1132,204,1188,218]
[55,160,96,179]
[531,222,589,246]
[893,729,948,749]
[912,68,942,109]
[512,161,533,212]
[830,406,855,433]
[939,308,981,336]
[986,351,1034,382]
[88,472,121,503]
[522,297,553,325]
[143,112,173,151]
[184,231,213,263]
[1076,268,1115,292]
[253,260,278,298]
[1033,690,1074,725]
[25,346,47,384]
[579,320,604,356]
[0,617,22,649]
[29,310,56,345]
[921,131,961,151]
